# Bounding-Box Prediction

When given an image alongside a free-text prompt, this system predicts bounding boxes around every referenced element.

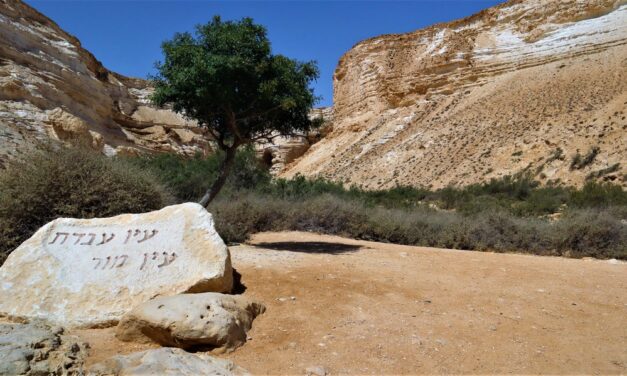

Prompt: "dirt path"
[78,231,627,374]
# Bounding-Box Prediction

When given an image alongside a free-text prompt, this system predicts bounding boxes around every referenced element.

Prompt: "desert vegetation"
[0,146,172,265]
[1,146,624,264]
[151,16,319,206]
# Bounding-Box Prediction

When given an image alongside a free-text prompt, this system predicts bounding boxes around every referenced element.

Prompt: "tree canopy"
[152,16,319,149]
[151,16,320,205]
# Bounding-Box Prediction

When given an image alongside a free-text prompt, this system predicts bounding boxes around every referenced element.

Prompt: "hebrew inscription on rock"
[0,203,233,328]
[45,221,182,275]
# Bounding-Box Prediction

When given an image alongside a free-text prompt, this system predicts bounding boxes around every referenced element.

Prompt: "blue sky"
[27,0,504,107]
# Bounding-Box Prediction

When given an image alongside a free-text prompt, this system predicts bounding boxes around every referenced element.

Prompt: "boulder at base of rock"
[116,293,265,353]
[89,347,248,376]
[0,321,89,376]
[0,203,233,328]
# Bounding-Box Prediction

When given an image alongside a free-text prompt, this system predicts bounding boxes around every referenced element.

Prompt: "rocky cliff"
[282,0,627,188]
[256,106,333,175]
[0,0,210,165]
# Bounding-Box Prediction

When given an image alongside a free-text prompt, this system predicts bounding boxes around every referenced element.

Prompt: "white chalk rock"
[116,293,265,353]
[0,203,233,328]
[89,347,248,376]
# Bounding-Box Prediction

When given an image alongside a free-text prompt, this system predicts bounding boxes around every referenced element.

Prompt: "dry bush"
[0,145,172,264]
[211,193,626,259]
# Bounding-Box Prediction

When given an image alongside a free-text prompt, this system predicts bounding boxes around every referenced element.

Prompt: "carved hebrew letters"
[140,251,177,270]
[48,232,69,245]
[157,252,177,268]
[49,229,160,247]
[102,256,111,269]
[137,230,158,243]
[140,253,148,271]
[80,233,96,245]
[72,233,85,245]
[50,226,171,273]
[124,229,159,244]
[92,255,129,270]
[116,255,128,268]
[97,233,115,246]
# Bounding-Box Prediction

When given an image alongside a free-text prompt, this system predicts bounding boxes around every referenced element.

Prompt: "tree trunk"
[198,147,237,207]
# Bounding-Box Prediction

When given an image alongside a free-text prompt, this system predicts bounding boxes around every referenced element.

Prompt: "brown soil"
[75,231,627,374]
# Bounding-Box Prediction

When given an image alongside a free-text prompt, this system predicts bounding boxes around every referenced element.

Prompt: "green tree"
[151,16,319,206]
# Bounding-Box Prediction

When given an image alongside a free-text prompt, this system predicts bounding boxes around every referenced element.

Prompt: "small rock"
[306,365,329,376]
[0,321,89,376]
[89,348,248,376]
[116,293,265,353]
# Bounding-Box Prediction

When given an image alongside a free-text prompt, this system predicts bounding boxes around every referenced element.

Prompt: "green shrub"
[570,181,627,208]
[3,145,623,264]
[263,175,346,200]
[125,151,625,259]
[586,163,620,181]
[210,191,626,259]
[554,209,626,258]
[570,146,600,170]
[0,146,172,264]
[126,147,270,202]
[546,148,565,164]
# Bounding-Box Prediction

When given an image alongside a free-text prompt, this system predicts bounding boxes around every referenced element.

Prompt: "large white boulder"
[116,293,265,353]
[0,203,233,328]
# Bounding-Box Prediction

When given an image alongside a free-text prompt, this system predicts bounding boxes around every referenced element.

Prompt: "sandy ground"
[76,231,627,375]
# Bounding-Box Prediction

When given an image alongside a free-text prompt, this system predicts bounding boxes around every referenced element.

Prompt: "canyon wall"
[282,0,627,188]
[0,0,210,165]
[256,106,333,174]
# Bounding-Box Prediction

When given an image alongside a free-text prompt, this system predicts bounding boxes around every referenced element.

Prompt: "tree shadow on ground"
[252,241,362,255]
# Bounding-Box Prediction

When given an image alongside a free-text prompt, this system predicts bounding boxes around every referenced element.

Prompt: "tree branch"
[224,106,246,145]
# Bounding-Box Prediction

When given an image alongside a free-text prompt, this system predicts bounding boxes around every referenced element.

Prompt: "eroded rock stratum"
[281,0,627,188]
[0,0,211,164]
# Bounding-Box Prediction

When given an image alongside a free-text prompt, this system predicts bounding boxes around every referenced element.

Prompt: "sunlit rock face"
[282,0,627,189]
[0,0,211,165]
[256,106,334,175]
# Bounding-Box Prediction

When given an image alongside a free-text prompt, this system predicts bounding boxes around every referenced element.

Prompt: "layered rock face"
[256,106,333,175]
[0,0,210,165]
[282,0,627,188]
